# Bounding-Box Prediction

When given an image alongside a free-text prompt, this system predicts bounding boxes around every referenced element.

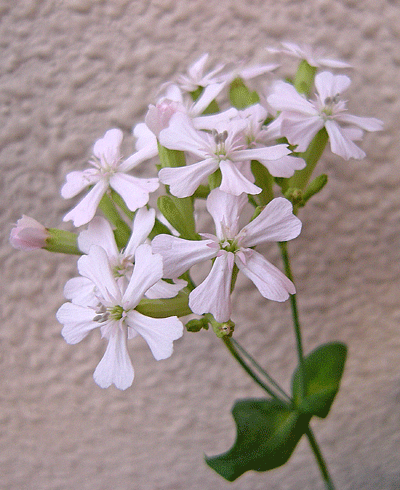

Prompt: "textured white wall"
[2,1,400,489]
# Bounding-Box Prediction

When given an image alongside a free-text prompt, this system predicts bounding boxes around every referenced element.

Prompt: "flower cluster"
[10,43,382,390]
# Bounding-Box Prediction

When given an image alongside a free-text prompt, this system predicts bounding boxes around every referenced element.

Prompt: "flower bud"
[10,215,49,251]
[145,99,182,138]
[186,318,209,332]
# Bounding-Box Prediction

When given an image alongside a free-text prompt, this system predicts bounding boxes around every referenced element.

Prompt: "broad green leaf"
[292,342,347,418]
[205,398,310,481]
[157,195,198,240]
[229,77,260,109]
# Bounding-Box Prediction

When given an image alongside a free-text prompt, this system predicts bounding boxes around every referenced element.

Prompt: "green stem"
[98,193,131,249]
[110,190,135,221]
[222,337,286,403]
[279,241,305,398]
[231,338,291,402]
[280,241,336,490]
[288,128,329,192]
[306,427,336,490]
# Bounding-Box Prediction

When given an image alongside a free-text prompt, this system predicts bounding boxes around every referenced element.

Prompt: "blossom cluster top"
[10,43,383,390]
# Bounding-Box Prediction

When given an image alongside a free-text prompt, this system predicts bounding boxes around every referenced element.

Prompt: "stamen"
[324,94,340,105]
[212,129,228,144]
[93,304,110,323]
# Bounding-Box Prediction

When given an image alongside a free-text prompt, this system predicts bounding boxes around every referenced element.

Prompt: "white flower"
[74,210,185,300]
[238,103,306,170]
[145,83,237,136]
[158,113,304,198]
[177,53,226,92]
[62,129,159,227]
[267,71,383,160]
[56,243,183,390]
[9,215,48,251]
[217,59,280,86]
[152,189,302,323]
[267,42,351,68]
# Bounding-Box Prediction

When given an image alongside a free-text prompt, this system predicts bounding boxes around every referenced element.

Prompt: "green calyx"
[45,228,81,255]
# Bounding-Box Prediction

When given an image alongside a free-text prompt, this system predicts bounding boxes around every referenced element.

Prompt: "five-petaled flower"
[158,112,305,198]
[56,243,183,390]
[267,71,383,160]
[152,189,302,323]
[61,129,159,227]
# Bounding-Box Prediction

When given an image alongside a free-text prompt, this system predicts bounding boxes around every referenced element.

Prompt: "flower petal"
[118,145,158,172]
[219,160,261,196]
[261,154,306,178]
[191,82,226,115]
[110,173,158,212]
[234,144,290,162]
[78,244,121,304]
[122,244,163,309]
[124,207,156,257]
[159,112,209,158]
[56,302,98,344]
[189,252,234,322]
[268,82,317,116]
[61,169,99,199]
[145,278,186,299]
[152,234,217,278]
[325,120,366,160]
[63,180,108,227]
[335,113,383,132]
[159,158,218,198]
[236,250,295,301]
[127,311,183,360]
[63,276,98,307]
[315,72,351,102]
[241,197,302,247]
[281,115,324,152]
[93,323,134,390]
[93,129,123,163]
[78,216,119,257]
[206,188,247,239]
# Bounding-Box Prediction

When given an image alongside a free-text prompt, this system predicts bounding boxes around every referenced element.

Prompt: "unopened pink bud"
[145,99,182,138]
[10,215,49,251]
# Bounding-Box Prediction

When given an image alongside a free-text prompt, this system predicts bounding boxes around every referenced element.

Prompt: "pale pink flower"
[267,71,383,159]
[177,53,226,92]
[62,129,159,227]
[73,210,185,301]
[152,189,302,322]
[56,243,183,390]
[267,42,351,68]
[238,103,306,169]
[158,113,304,198]
[10,215,48,251]
[145,83,237,136]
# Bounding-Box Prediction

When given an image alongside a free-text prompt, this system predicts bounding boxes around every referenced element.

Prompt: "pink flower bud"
[145,99,183,138]
[10,215,49,251]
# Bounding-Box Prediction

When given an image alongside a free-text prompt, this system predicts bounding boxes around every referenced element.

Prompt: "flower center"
[321,94,340,117]
[219,237,239,253]
[113,254,134,278]
[212,129,229,159]
[93,304,125,323]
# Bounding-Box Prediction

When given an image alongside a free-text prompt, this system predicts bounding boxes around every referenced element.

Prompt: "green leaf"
[292,342,347,418]
[205,399,310,481]
[293,60,317,96]
[157,195,198,240]
[229,77,260,109]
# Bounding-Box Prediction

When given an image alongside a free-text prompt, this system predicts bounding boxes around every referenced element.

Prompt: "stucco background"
[2,1,400,489]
